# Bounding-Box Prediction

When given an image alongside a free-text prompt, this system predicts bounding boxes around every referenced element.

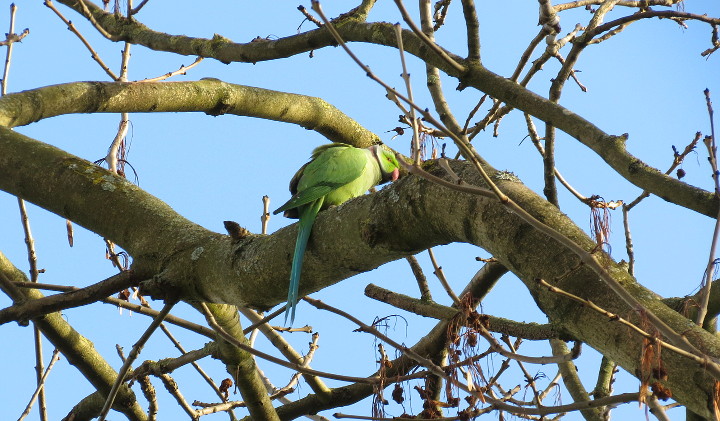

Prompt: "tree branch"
[3,103,720,416]
[45,3,720,217]
[0,252,148,421]
[0,270,144,325]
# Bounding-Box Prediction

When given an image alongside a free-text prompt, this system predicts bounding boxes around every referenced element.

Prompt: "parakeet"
[274,143,401,324]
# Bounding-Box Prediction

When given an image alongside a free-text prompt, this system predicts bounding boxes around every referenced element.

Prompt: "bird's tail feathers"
[285,199,323,325]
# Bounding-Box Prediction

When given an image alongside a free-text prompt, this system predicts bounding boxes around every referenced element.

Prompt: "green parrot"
[274,143,401,324]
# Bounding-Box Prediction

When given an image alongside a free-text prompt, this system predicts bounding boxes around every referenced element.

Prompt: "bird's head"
[370,145,401,183]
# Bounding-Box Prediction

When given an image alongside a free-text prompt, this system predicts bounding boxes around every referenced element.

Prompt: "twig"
[43,1,118,80]
[502,337,543,409]
[194,400,246,417]
[405,255,432,301]
[240,305,286,334]
[137,373,158,421]
[647,394,671,421]
[588,10,720,40]
[159,323,237,419]
[199,303,379,384]
[549,339,603,421]
[138,57,204,82]
[390,0,467,74]
[0,270,143,325]
[2,7,49,418]
[98,299,178,421]
[129,0,151,16]
[509,29,546,82]
[106,117,129,174]
[554,1,684,12]
[297,5,323,28]
[393,23,421,165]
[524,113,587,202]
[625,132,700,210]
[12,280,215,337]
[553,52,588,92]
[1,2,18,96]
[622,205,635,276]
[0,28,29,47]
[427,248,461,306]
[76,0,118,41]
[537,370,562,402]
[261,195,270,235]
[697,89,719,326]
[17,349,61,421]
[158,373,198,419]
[131,343,215,379]
[238,307,331,397]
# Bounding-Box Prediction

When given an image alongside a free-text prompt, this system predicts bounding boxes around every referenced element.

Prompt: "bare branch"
[99,299,177,421]
[0,270,144,325]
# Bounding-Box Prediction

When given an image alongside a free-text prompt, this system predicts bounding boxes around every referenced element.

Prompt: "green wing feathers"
[273,143,367,216]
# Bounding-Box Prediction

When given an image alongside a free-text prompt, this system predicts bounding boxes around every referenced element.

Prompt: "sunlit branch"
[138,57,204,83]
[406,255,432,301]
[550,339,604,421]
[158,373,198,419]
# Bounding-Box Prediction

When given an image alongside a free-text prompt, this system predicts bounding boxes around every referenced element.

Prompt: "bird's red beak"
[391,168,399,181]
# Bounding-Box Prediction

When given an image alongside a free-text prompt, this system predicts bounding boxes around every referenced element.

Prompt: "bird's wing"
[274,145,368,214]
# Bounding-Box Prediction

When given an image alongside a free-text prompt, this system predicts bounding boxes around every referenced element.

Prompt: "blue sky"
[1,1,719,420]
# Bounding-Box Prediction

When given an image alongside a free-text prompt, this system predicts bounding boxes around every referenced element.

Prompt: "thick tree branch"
[2,123,719,416]
[2,79,715,226]
[0,80,381,147]
[46,3,720,217]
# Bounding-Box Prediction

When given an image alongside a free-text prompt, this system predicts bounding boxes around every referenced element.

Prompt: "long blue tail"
[286,200,322,325]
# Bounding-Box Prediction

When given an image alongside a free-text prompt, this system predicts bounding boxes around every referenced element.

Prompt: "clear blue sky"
[1,1,719,420]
